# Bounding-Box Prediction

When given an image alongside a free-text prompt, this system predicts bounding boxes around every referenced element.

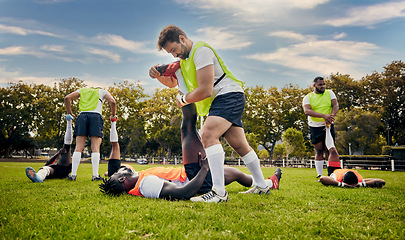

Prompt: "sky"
[0,0,404,94]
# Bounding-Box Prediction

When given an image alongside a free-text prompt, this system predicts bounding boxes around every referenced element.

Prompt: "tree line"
[0,61,403,159]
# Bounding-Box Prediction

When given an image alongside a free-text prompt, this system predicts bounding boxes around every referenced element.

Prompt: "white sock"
[64,120,73,145]
[71,152,81,176]
[37,166,51,180]
[325,126,335,150]
[205,144,226,196]
[91,153,100,176]
[315,160,324,176]
[242,151,267,189]
[265,179,273,189]
[110,122,118,142]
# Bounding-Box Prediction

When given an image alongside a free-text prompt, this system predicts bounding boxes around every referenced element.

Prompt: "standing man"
[302,76,341,177]
[149,25,270,203]
[64,87,116,181]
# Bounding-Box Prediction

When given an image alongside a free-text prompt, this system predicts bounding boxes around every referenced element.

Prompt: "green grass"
[1,162,404,239]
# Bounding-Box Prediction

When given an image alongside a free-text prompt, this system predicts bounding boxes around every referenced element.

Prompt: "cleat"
[269,168,282,189]
[317,174,322,182]
[190,190,228,203]
[25,167,43,183]
[92,175,104,181]
[67,174,77,181]
[239,185,271,194]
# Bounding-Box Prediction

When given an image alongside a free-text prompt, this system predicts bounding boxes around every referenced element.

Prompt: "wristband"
[176,94,189,107]
[181,94,188,105]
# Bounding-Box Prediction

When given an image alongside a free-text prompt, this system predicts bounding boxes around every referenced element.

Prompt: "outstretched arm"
[364,178,386,188]
[159,155,209,200]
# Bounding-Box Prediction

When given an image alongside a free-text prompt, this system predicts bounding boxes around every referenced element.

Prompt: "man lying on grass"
[25,116,73,183]
[319,169,385,188]
[100,103,282,201]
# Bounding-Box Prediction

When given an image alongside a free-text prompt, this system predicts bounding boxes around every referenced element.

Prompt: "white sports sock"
[71,152,81,176]
[265,179,274,189]
[241,151,267,189]
[205,144,226,196]
[325,126,335,150]
[315,160,324,176]
[64,120,73,145]
[37,166,51,180]
[91,153,100,176]
[110,122,118,142]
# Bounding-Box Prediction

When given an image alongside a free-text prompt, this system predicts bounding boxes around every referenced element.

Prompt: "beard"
[315,86,325,94]
[178,44,190,60]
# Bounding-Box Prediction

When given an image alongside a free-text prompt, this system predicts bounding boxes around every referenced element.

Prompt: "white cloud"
[86,47,121,63]
[192,27,252,50]
[0,23,56,37]
[325,1,405,27]
[40,45,66,52]
[0,46,45,57]
[93,34,155,54]
[247,32,379,78]
[268,31,317,42]
[176,0,330,22]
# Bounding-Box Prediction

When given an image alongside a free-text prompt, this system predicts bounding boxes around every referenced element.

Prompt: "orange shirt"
[128,167,187,197]
[334,169,363,183]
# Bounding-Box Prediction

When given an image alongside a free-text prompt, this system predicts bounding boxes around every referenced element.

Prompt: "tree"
[143,88,181,156]
[335,108,386,155]
[0,82,37,157]
[101,80,147,159]
[360,60,405,145]
[281,128,305,160]
[244,84,306,159]
[327,73,363,111]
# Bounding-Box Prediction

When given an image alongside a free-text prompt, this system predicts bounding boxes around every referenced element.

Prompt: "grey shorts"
[74,112,104,138]
[209,92,245,128]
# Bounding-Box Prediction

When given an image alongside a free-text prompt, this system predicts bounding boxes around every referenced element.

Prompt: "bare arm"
[149,65,178,88]
[64,91,80,118]
[180,64,214,105]
[303,102,336,125]
[159,155,209,200]
[104,92,116,116]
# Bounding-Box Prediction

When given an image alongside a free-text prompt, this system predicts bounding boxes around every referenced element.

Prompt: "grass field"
[0,162,404,239]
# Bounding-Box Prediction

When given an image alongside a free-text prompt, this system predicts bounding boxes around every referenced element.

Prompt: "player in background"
[25,116,73,182]
[302,77,341,178]
[319,169,385,188]
[64,87,116,181]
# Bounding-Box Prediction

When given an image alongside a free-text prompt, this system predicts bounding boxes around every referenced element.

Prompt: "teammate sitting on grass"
[25,116,73,183]
[319,169,385,188]
[100,101,282,200]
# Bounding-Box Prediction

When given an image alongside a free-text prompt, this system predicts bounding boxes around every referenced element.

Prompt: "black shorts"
[309,124,336,144]
[209,92,245,128]
[74,112,104,138]
[184,162,212,194]
[47,164,72,179]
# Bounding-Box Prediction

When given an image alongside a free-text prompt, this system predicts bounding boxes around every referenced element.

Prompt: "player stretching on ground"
[25,116,73,183]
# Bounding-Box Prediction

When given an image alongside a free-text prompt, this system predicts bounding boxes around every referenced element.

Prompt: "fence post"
[310,159,313,168]
[391,159,395,172]
[238,158,241,166]
[340,160,344,168]
[283,159,285,168]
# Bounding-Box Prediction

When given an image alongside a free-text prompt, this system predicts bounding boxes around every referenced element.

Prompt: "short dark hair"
[157,25,187,51]
[99,178,125,196]
[313,76,324,83]
[342,171,358,185]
